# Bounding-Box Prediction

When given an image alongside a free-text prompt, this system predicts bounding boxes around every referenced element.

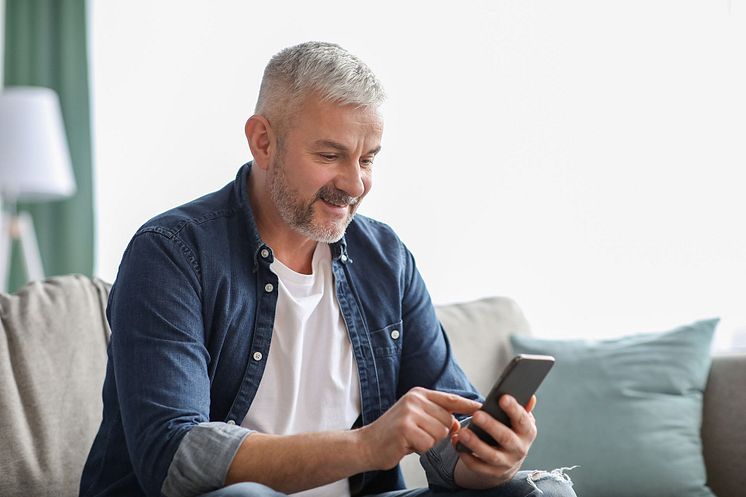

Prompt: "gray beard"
[268,158,358,243]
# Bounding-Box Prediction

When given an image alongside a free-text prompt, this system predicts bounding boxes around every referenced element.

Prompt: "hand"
[359,387,482,470]
[451,395,538,489]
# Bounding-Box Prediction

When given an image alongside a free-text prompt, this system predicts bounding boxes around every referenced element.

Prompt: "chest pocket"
[368,321,403,357]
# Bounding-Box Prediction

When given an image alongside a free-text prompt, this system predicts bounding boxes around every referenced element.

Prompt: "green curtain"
[3,0,94,292]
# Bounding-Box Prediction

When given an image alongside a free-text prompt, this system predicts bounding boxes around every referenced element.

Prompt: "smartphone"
[456,354,555,452]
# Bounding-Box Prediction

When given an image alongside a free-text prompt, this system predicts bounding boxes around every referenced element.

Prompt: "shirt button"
[253,351,263,361]
[226,419,236,425]
[391,329,400,340]
[264,283,274,293]
[260,248,270,259]
[340,254,348,262]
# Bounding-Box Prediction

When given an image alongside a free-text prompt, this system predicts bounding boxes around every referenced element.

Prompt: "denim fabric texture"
[79,163,481,497]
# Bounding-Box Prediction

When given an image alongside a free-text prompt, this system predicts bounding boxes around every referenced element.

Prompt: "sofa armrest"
[702,353,746,497]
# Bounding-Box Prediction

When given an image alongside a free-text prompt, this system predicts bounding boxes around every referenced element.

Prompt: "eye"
[360,158,375,169]
[319,153,338,161]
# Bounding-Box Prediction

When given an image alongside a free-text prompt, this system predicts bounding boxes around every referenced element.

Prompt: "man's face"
[267,95,383,243]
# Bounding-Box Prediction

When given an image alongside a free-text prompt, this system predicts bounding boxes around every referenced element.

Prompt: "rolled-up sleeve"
[419,418,471,490]
[162,422,254,497]
[109,228,233,497]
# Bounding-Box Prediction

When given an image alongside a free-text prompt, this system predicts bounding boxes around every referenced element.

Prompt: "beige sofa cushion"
[436,296,531,394]
[0,275,111,497]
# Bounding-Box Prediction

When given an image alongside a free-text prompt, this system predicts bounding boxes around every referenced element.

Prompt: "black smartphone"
[456,354,555,452]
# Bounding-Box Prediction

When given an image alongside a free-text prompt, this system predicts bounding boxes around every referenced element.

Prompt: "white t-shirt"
[241,243,361,497]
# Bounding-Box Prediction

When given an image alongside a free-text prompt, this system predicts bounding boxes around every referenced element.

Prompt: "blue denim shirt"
[79,163,480,497]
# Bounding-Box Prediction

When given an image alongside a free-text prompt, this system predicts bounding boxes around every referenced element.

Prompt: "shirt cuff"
[161,422,253,497]
[419,417,470,490]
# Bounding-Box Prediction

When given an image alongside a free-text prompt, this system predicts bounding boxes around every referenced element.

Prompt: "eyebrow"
[313,139,382,155]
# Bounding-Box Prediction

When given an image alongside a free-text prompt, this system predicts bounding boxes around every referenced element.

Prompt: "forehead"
[289,94,384,143]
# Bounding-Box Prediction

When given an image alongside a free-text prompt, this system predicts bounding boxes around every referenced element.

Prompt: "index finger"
[422,389,482,415]
[526,395,537,413]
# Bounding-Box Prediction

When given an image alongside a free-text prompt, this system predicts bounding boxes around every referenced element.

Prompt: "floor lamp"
[0,87,76,292]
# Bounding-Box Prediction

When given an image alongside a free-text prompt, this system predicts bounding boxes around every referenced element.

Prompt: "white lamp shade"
[0,87,76,201]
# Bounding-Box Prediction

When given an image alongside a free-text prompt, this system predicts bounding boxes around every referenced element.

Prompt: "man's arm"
[225,430,366,492]
[110,230,213,497]
[225,388,481,493]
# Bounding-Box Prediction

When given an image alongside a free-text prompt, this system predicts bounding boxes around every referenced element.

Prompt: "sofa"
[1,275,744,497]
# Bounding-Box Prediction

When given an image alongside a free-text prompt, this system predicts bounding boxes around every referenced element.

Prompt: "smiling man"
[79,42,576,497]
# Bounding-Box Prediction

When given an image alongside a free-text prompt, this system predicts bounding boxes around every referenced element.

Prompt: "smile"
[321,199,348,209]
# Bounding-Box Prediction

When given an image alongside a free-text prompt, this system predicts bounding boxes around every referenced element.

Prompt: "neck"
[247,170,317,274]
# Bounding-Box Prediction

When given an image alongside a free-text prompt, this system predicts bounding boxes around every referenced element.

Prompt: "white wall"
[90,0,746,348]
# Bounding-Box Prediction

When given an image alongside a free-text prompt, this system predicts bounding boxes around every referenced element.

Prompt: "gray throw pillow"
[511,319,718,497]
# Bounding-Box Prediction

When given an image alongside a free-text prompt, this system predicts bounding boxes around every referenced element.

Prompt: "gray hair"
[255,41,386,133]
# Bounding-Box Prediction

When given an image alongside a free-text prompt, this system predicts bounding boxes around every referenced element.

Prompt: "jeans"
[197,470,578,497]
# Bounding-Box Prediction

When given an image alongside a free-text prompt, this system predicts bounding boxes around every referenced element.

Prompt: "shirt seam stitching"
[131,229,203,283]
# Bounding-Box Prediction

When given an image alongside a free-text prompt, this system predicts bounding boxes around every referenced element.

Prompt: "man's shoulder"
[135,180,241,239]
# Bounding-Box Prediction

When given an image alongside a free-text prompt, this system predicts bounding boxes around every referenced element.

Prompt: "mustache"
[316,185,359,207]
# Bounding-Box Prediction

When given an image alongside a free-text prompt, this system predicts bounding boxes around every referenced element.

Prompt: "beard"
[268,154,359,243]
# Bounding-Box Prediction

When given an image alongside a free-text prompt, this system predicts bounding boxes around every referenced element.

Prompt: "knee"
[216,482,286,497]
[524,468,577,497]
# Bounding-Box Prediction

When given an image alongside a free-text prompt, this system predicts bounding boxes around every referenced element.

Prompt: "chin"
[315,222,350,243]
[309,213,355,241]
[293,222,342,244]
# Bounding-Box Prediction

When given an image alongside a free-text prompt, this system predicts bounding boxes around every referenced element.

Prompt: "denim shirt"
[79,163,481,497]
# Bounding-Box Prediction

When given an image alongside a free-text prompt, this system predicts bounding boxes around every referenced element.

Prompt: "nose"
[334,159,366,199]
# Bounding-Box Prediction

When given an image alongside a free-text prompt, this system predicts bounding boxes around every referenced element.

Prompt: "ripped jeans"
[198,468,577,497]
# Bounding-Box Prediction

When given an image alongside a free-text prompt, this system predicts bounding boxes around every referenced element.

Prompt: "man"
[80,42,576,497]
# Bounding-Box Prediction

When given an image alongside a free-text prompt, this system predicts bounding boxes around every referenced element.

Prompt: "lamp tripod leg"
[17,212,45,283]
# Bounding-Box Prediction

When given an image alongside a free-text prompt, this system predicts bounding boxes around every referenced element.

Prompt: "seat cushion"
[0,275,111,497]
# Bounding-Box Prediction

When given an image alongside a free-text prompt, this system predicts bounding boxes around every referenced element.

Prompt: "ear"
[245,115,275,171]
